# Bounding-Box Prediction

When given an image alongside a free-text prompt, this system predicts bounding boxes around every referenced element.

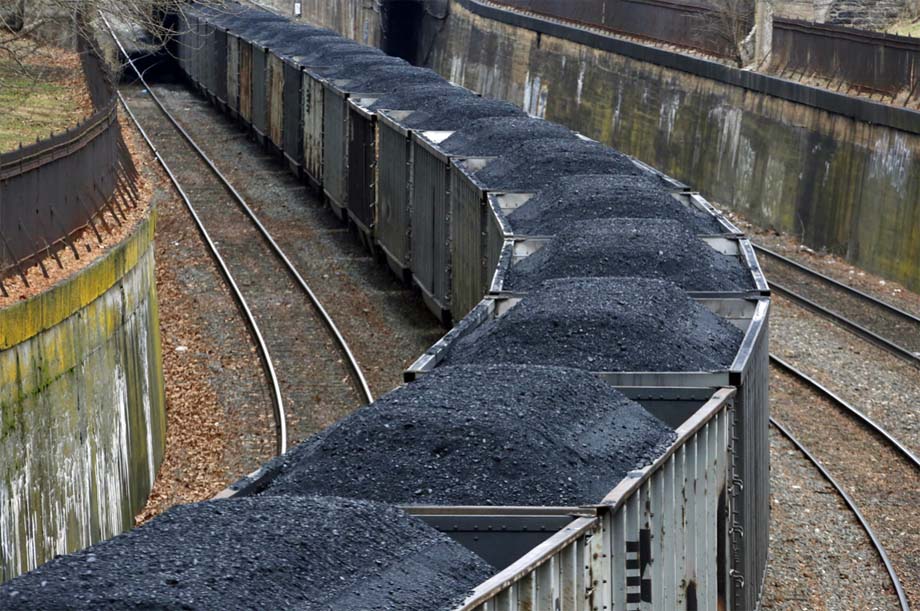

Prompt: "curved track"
[761,252,919,610]
[107,21,374,454]
[769,417,910,611]
[756,243,920,367]
[118,92,288,456]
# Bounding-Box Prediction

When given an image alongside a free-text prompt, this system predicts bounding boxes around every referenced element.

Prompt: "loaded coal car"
[312,62,448,223]
[407,276,769,610]
[0,496,493,610]
[258,364,677,569]
[377,96,528,323]
[342,82,466,251]
[497,218,764,298]
[416,135,644,319]
[167,6,771,609]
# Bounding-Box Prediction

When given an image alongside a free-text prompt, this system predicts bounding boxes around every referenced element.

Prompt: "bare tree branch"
[0,0,232,79]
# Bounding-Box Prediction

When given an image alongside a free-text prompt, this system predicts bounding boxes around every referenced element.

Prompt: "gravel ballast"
[439,116,576,156]
[0,496,494,611]
[473,139,638,190]
[508,174,725,236]
[504,219,754,293]
[263,365,676,506]
[444,277,744,371]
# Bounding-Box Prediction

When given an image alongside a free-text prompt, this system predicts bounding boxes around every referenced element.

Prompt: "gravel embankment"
[444,277,743,371]
[0,496,494,611]
[263,364,675,506]
[761,429,900,610]
[124,107,275,522]
[771,295,920,457]
[507,173,724,236]
[770,364,920,607]
[504,219,754,293]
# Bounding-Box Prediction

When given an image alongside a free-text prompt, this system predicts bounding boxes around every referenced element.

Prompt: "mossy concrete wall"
[0,209,165,583]
[292,0,920,291]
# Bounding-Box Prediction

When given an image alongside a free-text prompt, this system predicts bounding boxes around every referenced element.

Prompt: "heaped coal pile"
[474,139,638,190]
[335,65,449,96]
[216,9,312,34]
[508,173,725,236]
[202,5,288,32]
[258,26,366,61]
[263,365,676,506]
[439,116,577,156]
[368,82,473,112]
[444,277,743,371]
[403,97,525,130]
[505,219,754,292]
[0,496,493,611]
[297,41,388,70]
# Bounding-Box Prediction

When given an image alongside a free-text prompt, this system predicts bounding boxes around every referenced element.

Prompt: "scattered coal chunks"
[263,365,675,506]
[504,219,754,292]
[439,116,576,156]
[508,173,724,235]
[402,97,525,130]
[473,138,638,190]
[0,496,493,611]
[444,277,744,371]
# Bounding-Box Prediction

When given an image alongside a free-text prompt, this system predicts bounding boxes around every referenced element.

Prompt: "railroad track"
[108,23,373,453]
[769,361,917,611]
[760,249,920,609]
[756,243,920,367]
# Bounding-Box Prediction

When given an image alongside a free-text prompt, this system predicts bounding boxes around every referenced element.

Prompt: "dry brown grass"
[0,40,93,153]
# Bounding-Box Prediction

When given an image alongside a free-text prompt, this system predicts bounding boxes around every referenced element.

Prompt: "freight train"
[0,3,771,609]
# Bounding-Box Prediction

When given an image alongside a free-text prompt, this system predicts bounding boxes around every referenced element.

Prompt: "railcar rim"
[104,16,375,407]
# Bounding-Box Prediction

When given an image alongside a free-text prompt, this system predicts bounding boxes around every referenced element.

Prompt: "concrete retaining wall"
[0,209,165,583]
[285,0,920,291]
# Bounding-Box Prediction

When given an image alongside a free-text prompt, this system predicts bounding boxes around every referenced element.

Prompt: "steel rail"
[767,279,920,368]
[770,417,911,611]
[754,244,920,327]
[104,17,374,406]
[770,355,920,470]
[117,91,288,456]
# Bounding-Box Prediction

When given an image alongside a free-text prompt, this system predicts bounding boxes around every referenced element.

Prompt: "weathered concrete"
[287,0,920,291]
[0,209,165,583]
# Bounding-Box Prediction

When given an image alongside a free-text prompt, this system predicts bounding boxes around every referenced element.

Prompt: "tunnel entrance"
[381,0,425,64]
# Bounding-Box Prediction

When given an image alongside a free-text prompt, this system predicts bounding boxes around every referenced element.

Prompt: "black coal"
[263,365,675,506]
[439,116,576,156]
[0,496,493,611]
[507,173,725,235]
[444,277,744,371]
[504,219,754,292]
[402,97,525,130]
[473,139,638,190]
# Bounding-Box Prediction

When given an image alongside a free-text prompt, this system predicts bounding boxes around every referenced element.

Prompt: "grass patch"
[887,18,920,37]
[0,42,92,153]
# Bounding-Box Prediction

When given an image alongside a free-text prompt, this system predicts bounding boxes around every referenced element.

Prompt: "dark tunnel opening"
[381,0,425,64]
